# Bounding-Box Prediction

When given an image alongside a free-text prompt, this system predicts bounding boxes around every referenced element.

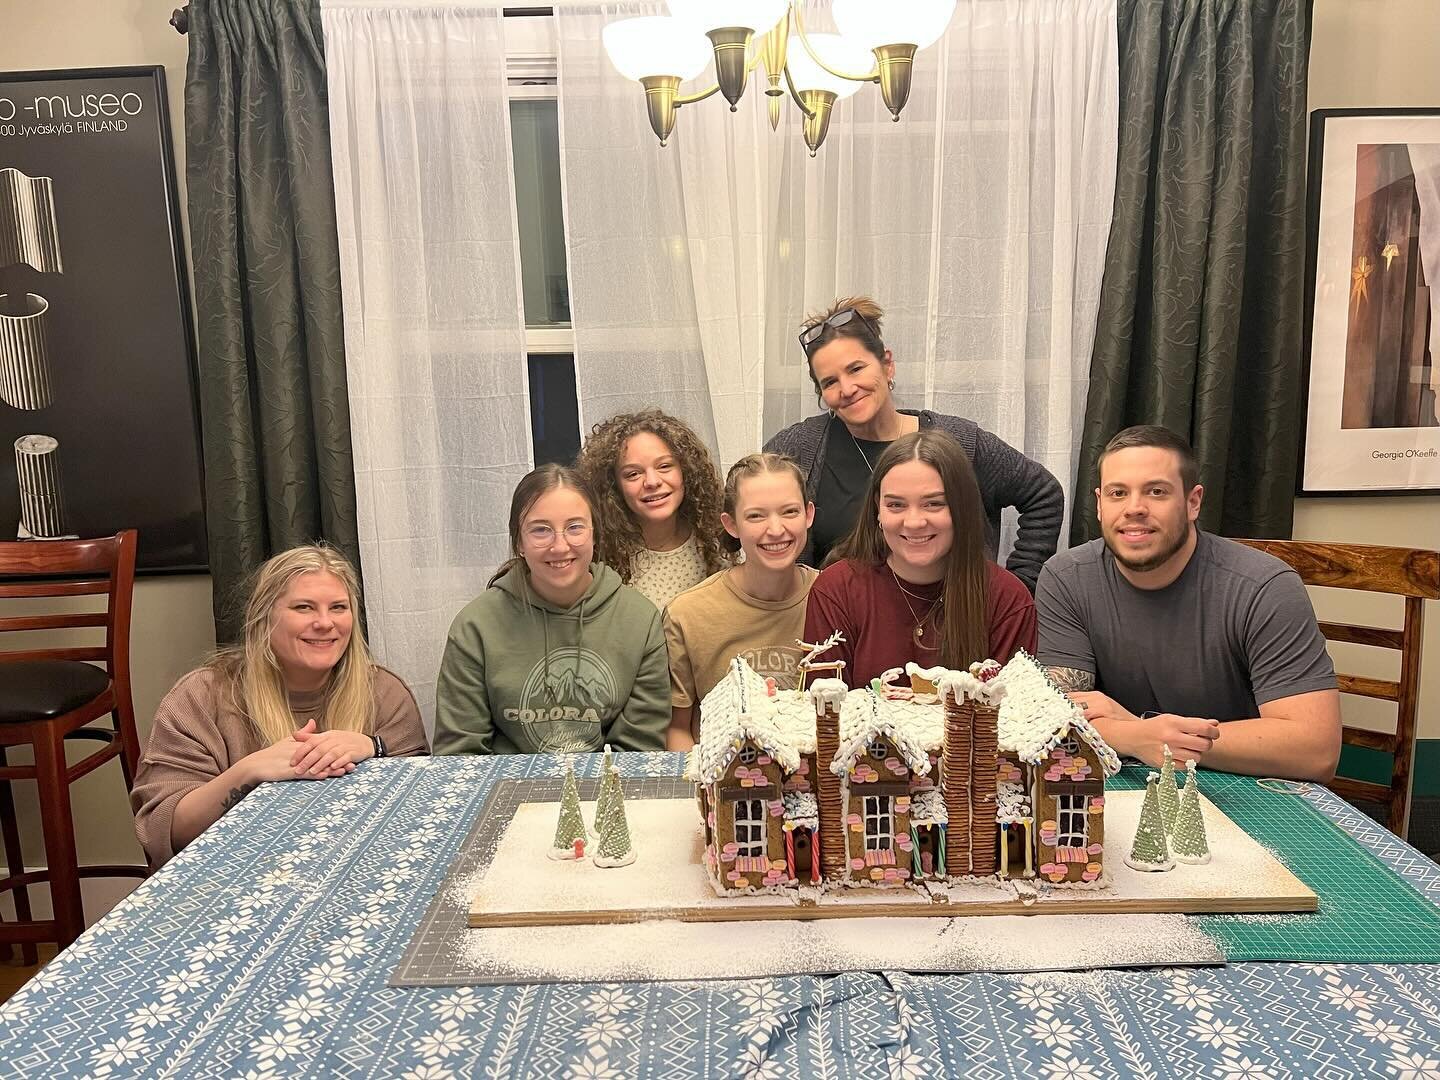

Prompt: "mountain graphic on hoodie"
[542,665,612,712]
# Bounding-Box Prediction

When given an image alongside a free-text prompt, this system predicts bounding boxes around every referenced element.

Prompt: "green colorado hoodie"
[433,561,669,755]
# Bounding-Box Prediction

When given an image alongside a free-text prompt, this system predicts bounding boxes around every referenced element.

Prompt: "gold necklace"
[891,567,942,647]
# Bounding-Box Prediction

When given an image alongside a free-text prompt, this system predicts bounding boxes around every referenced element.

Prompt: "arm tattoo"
[220,783,258,812]
[1048,666,1095,692]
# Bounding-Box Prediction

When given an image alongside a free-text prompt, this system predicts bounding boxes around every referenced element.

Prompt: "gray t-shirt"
[1036,532,1336,721]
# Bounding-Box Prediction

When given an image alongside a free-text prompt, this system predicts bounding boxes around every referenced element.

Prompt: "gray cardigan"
[762,409,1064,592]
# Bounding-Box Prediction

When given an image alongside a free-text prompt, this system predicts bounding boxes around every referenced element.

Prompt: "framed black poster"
[0,66,207,571]
[1300,108,1440,495]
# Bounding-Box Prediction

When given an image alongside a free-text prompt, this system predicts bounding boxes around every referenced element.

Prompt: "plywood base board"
[469,790,1315,930]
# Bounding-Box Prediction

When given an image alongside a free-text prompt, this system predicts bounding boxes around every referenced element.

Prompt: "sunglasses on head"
[798,307,881,356]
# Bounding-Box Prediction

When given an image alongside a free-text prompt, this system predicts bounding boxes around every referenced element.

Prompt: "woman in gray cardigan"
[763,295,1063,591]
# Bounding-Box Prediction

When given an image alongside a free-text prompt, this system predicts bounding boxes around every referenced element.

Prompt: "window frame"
[1056,794,1089,848]
[734,799,766,858]
[863,795,893,851]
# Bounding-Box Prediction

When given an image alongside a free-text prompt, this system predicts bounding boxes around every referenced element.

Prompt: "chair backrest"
[0,532,138,692]
[1234,538,1440,837]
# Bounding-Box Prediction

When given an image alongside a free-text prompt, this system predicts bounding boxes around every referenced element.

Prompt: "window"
[863,795,893,850]
[527,353,579,465]
[506,13,579,465]
[867,738,888,761]
[1056,795,1089,848]
[1056,736,1080,756]
[737,745,758,765]
[734,799,766,857]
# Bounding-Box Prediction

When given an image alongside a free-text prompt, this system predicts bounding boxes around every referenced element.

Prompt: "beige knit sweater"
[132,665,427,867]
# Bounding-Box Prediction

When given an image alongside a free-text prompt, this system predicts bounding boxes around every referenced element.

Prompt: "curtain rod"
[169,3,553,33]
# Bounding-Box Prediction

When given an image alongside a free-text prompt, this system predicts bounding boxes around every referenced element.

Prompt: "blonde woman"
[132,545,427,867]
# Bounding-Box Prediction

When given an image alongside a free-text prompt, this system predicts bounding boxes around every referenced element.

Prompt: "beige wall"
[1302,0,1440,745]
[1,3,216,916]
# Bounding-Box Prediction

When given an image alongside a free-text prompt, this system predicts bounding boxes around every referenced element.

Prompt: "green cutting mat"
[1108,766,1440,962]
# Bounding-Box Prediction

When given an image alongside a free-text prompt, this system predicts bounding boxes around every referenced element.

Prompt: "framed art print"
[1300,107,1440,495]
[0,66,207,570]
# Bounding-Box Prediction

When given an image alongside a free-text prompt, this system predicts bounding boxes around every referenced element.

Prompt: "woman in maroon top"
[803,429,1036,684]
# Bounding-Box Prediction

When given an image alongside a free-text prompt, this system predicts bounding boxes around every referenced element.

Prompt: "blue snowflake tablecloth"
[3,753,1439,1079]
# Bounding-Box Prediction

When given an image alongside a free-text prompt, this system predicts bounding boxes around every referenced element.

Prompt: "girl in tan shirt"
[131,545,427,867]
[663,453,818,749]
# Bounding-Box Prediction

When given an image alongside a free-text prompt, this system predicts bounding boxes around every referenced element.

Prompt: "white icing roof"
[994,651,1121,775]
[691,657,814,782]
[832,688,935,777]
[997,780,1031,824]
[909,787,948,825]
[783,790,819,829]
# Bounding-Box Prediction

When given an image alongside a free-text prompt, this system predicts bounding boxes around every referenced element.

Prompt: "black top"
[764,409,1066,592]
[809,416,890,566]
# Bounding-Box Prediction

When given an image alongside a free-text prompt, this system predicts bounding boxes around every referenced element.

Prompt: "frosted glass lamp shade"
[666,0,788,34]
[785,33,874,98]
[602,16,712,82]
[833,0,957,49]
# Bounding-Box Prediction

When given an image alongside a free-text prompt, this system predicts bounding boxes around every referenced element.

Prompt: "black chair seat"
[0,661,111,724]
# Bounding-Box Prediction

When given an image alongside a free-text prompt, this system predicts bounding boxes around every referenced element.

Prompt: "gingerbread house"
[687,647,1119,895]
[993,651,1121,885]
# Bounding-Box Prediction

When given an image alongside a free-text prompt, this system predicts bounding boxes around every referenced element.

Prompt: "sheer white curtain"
[323,0,530,723]
[557,0,1117,534]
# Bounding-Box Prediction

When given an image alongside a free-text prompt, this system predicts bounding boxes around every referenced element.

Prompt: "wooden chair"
[1235,538,1440,838]
[0,530,147,958]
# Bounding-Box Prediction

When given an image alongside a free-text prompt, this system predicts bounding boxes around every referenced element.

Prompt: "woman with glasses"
[764,296,1063,590]
[433,464,669,754]
[576,408,729,610]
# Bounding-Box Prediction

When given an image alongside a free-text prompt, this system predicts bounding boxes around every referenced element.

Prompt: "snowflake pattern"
[1,756,1438,1079]
[1391,1052,1440,1080]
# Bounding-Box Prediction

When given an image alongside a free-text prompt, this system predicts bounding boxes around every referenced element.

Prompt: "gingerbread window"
[863,795,893,850]
[734,799,766,857]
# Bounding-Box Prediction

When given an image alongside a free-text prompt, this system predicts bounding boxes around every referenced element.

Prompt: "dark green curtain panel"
[186,0,360,640]
[1071,0,1311,544]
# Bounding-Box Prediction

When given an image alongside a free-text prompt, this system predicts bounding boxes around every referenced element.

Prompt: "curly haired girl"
[576,409,729,609]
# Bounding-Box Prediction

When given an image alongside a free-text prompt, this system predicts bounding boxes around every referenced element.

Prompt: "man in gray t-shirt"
[1036,426,1340,781]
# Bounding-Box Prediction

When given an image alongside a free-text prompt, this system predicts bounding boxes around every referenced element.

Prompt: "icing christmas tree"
[592,745,619,835]
[547,759,589,861]
[593,768,637,868]
[1157,744,1181,835]
[1171,761,1212,864]
[1125,772,1174,872]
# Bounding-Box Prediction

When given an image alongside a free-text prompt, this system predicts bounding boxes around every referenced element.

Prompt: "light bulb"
[602,16,712,82]
[833,0,956,50]
[785,33,874,99]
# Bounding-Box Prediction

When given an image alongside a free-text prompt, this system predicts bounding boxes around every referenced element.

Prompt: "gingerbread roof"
[687,657,815,783]
[993,650,1121,775]
[831,688,936,777]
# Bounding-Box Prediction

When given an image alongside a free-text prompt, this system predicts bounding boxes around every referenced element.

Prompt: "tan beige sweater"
[132,665,427,867]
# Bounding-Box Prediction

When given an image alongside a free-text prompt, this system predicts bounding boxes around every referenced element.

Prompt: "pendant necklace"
[891,567,942,648]
[849,426,876,474]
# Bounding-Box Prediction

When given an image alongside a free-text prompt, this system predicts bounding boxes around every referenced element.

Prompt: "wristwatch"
[371,734,388,760]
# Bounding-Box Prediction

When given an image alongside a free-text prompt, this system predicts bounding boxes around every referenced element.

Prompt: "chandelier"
[601,1,957,155]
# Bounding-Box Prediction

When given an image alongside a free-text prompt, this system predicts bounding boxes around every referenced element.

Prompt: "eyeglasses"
[798,307,881,356]
[523,522,593,547]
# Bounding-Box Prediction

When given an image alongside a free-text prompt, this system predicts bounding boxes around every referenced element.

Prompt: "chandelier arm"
[782,62,815,119]
[790,2,879,82]
[674,82,723,107]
